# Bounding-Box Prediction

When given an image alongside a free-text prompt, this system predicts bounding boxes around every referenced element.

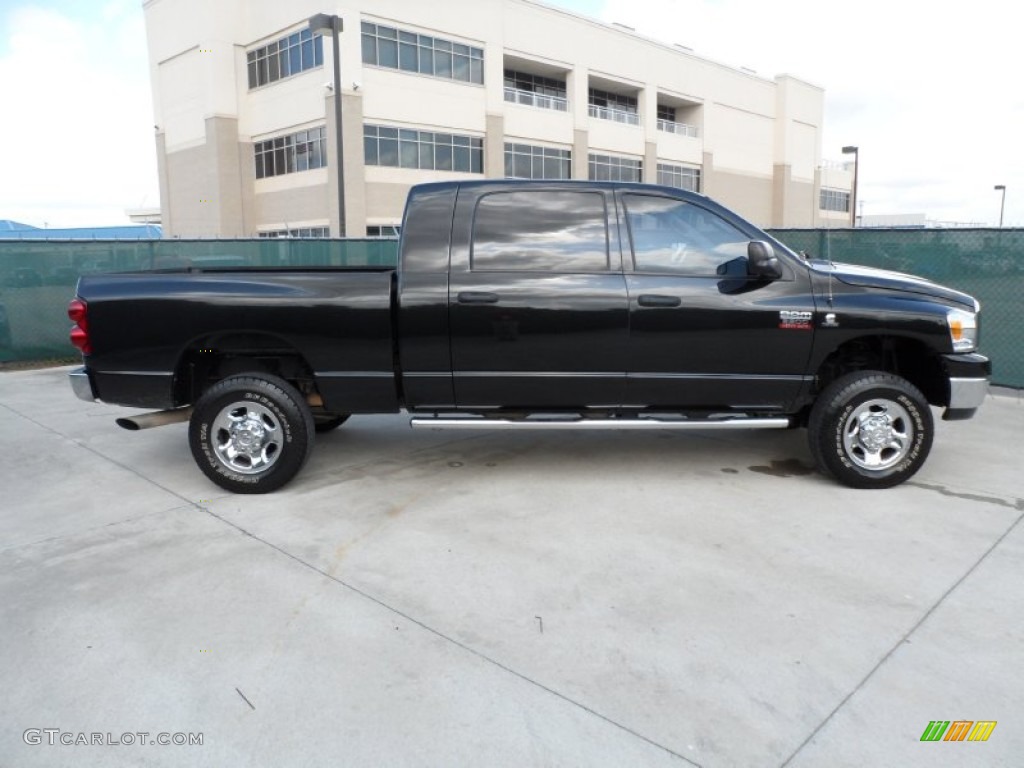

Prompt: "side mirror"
[747,240,782,279]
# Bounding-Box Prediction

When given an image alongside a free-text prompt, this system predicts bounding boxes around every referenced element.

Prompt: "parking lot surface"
[2,366,1022,767]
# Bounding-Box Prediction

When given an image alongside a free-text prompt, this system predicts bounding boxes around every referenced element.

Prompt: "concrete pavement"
[1,366,1021,767]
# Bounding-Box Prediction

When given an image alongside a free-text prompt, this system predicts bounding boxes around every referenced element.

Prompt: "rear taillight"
[68,298,91,355]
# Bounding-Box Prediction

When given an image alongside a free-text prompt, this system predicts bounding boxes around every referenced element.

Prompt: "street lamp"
[842,145,859,227]
[309,13,345,236]
[994,185,1006,227]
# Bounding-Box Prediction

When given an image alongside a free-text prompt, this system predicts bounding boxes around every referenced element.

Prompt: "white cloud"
[597,0,1022,225]
[0,4,158,227]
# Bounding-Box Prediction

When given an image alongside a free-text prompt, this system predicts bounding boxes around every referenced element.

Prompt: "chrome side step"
[410,416,791,431]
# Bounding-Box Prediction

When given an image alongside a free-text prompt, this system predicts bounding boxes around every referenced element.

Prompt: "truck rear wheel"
[808,370,932,489]
[189,374,315,494]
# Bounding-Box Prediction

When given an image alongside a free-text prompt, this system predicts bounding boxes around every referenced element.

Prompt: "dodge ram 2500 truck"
[68,180,991,493]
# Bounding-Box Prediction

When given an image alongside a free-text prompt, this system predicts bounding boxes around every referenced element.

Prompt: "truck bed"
[77,269,399,412]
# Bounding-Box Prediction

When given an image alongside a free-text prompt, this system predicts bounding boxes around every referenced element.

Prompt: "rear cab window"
[471,190,610,272]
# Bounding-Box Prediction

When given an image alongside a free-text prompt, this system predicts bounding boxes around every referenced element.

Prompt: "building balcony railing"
[504,87,568,112]
[657,119,699,138]
[588,104,640,125]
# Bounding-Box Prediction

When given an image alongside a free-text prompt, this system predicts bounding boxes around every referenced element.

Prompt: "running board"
[410,416,791,431]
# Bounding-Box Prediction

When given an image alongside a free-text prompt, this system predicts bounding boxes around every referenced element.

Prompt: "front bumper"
[949,377,989,409]
[69,367,98,402]
[942,353,991,420]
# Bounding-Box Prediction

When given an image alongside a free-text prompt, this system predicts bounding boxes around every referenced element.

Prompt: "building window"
[367,225,401,237]
[588,87,639,125]
[657,105,676,122]
[657,162,701,193]
[364,125,483,173]
[472,191,609,272]
[254,127,327,179]
[247,30,323,89]
[820,188,851,212]
[504,69,567,111]
[361,22,483,84]
[588,153,642,182]
[258,227,330,238]
[504,143,571,179]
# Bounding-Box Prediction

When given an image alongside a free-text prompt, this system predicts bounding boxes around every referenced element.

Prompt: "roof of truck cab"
[409,179,711,200]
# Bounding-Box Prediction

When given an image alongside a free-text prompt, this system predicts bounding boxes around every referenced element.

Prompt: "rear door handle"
[637,294,681,308]
[457,291,499,304]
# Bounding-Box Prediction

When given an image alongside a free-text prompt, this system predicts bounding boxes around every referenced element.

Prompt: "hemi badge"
[822,312,839,327]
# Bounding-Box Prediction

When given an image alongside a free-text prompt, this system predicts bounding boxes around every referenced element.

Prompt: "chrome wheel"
[809,371,933,489]
[211,400,282,474]
[191,374,315,494]
[841,398,913,471]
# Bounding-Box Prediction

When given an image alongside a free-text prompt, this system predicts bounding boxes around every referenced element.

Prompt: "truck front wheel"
[189,374,315,494]
[808,371,933,489]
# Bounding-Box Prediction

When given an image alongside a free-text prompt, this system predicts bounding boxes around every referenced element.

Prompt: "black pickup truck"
[68,180,990,493]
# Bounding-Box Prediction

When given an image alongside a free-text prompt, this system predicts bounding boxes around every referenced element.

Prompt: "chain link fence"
[0,231,1020,388]
[0,239,398,365]
[767,228,1022,388]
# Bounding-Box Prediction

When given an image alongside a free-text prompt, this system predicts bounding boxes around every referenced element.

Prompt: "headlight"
[946,308,978,352]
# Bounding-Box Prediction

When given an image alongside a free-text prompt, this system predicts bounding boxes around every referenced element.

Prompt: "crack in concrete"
[198,503,701,766]
[0,505,189,556]
[907,481,1024,511]
[2,399,698,766]
[779,507,1024,767]
[235,687,256,711]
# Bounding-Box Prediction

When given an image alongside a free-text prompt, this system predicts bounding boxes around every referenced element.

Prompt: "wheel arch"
[172,331,321,406]
[812,334,946,407]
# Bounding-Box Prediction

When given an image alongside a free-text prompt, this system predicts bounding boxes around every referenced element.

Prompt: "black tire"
[808,370,933,489]
[189,374,315,494]
[313,413,351,433]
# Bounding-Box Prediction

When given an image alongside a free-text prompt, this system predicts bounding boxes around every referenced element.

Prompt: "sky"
[0,0,1020,228]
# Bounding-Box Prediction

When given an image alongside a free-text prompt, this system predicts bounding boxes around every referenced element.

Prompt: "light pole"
[842,145,859,228]
[994,185,1006,227]
[309,13,345,236]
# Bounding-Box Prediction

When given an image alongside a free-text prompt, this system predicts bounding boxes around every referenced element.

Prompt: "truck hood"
[809,261,978,310]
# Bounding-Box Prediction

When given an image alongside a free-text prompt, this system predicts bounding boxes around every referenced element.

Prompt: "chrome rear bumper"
[69,367,97,402]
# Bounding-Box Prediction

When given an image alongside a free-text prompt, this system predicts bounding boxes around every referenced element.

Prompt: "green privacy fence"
[767,228,1022,389]
[0,239,399,364]
[0,231,1020,388]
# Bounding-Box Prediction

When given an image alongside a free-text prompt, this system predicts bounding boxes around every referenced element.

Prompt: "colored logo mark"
[920,720,997,742]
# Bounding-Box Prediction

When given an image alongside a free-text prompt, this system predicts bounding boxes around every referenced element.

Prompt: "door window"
[471,190,609,272]
[623,194,749,276]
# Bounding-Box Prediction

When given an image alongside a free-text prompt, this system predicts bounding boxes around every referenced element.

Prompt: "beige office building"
[143,0,854,238]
